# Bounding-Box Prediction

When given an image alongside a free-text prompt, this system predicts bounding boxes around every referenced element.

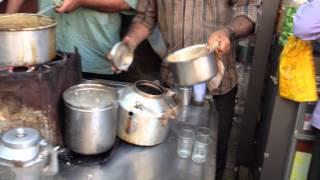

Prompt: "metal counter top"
[0,80,218,180]
[54,103,218,180]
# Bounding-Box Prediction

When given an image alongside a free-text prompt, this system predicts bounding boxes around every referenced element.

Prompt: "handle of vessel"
[126,111,138,134]
[161,105,178,126]
[43,146,60,176]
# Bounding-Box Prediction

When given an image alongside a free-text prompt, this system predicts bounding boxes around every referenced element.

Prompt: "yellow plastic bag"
[279,36,318,102]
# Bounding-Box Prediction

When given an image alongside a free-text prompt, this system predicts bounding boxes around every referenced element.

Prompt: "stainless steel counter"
[0,80,218,180]
[54,103,218,180]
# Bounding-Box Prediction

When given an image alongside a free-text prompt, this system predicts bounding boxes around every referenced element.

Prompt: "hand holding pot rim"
[207,28,232,55]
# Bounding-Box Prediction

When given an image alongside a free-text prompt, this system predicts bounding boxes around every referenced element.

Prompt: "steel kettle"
[0,127,59,180]
[117,80,177,146]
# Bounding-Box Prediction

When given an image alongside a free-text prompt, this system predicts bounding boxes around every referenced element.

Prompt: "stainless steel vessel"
[0,13,56,66]
[166,44,217,86]
[109,42,134,71]
[117,80,177,146]
[63,83,118,155]
[0,127,59,180]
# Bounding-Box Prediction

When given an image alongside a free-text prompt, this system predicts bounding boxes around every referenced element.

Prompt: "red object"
[296,140,314,153]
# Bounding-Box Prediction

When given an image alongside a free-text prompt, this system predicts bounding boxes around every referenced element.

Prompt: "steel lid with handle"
[0,127,42,163]
[2,128,41,149]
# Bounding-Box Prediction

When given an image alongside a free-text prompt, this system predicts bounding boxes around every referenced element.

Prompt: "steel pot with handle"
[118,80,177,146]
[0,127,59,180]
[63,83,118,155]
[0,13,56,66]
[166,44,218,86]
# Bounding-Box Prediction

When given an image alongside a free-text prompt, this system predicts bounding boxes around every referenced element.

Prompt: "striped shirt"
[133,0,258,95]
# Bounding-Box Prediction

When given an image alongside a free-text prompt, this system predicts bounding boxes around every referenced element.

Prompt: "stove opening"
[11,66,31,72]
[0,52,67,73]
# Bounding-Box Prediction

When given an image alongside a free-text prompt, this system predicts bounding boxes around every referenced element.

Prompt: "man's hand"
[55,0,83,13]
[207,28,231,55]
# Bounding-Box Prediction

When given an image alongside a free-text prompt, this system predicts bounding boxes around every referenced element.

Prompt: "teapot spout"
[42,146,59,176]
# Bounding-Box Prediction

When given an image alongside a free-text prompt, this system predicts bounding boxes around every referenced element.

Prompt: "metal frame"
[238,0,317,178]
[238,0,283,165]
[258,87,299,180]
[283,103,316,180]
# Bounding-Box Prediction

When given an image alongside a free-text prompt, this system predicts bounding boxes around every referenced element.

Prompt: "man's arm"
[208,0,258,54]
[56,0,135,13]
[225,16,254,40]
[227,0,258,38]
[109,0,156,72]
[294,0,320,40]
[121,0,157,48]
[6,0,25,13]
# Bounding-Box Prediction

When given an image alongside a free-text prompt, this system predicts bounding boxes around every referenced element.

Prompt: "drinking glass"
[191,135,212,164]
[177,128,195,158]
[178,87,192,106]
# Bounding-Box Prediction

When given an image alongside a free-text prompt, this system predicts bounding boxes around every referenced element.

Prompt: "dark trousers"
[308,129,320,180]
[213,86,238,179]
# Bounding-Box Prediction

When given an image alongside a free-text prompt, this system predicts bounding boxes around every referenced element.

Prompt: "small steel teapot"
[0,127,59,180]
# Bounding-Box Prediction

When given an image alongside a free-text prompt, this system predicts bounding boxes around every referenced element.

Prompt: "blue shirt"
[40,0,137,74]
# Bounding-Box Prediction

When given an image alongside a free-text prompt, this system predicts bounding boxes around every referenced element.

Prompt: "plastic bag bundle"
[279,36,318,102]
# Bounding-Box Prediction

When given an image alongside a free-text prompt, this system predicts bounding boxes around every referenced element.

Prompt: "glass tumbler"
[177,129,195,158]
[191,135,212,164]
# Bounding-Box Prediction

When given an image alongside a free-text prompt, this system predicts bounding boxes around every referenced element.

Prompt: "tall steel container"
[63,84,118,155]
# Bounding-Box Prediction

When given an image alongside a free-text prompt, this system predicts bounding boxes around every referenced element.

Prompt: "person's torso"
[156,0,233,53]
[156,0,237,95]
[39,0,122,74]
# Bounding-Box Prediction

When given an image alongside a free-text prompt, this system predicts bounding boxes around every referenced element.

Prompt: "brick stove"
[0,52,82,145]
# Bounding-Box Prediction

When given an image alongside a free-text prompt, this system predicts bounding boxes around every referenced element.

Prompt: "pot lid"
[63,83,118,110]
[2,128,41,149]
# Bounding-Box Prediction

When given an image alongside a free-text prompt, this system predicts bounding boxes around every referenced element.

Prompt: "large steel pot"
[166,44,217,86]
[63,84,118,155]
[118,80,177,146]
[0,13,56,66]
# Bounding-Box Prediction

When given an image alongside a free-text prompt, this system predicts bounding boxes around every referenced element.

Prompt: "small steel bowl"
[109,42,134,71]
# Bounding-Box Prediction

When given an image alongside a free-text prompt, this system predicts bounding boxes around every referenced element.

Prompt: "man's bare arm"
[226,15,254,39]
[56,0,132,13]
[6,0,25,13]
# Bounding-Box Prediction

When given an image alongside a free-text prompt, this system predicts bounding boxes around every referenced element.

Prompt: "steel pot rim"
[0,13,57,32]
[64,102,117,112]
[63,83,118,111]
[165,44,212,64]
